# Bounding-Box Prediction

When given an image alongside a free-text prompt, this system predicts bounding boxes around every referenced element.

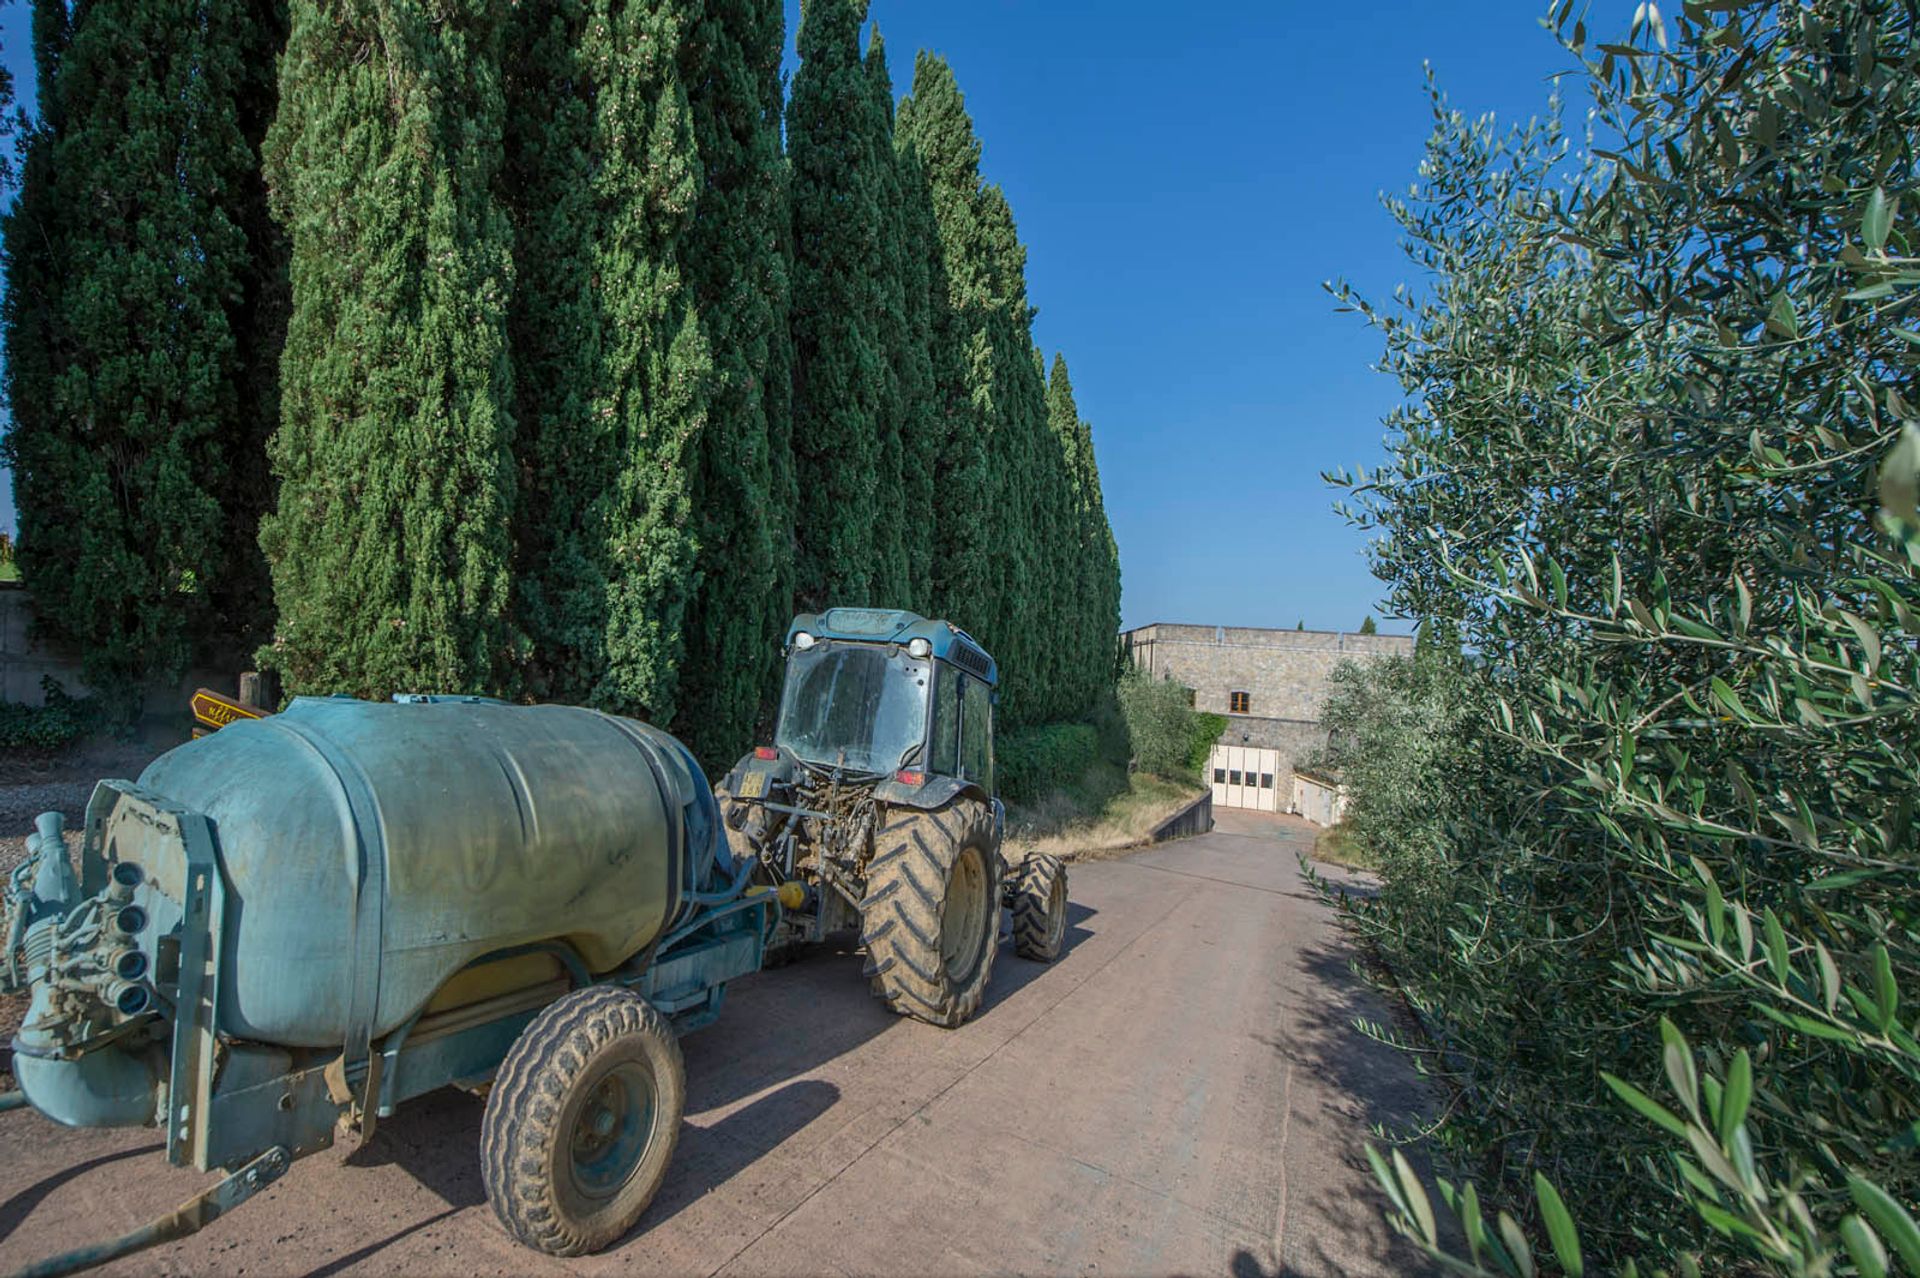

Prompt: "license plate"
[739,771,768,799]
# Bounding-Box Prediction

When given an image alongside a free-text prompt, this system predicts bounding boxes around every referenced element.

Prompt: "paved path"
[0,811,1433,1276]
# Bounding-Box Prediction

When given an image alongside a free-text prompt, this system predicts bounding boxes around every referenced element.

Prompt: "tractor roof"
[787,608,998,686]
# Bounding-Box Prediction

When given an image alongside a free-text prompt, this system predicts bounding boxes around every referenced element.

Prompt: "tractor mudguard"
[872,774,984,813]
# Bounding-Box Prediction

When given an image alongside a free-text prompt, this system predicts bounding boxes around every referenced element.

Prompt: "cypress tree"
[502,1,607,704]
[673,0,794,767]
[3,0,284,703]
[1047,352,1120,717]
[860,26,915,611]
[503,0,711,719]
[788,0,888,611]
[898,58,1063,724]
[896,55,998,652]
[895,130,963,619]
[261,0,519,699]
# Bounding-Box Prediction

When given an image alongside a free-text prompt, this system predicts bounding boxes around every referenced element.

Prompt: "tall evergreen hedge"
[896,55,1114,727]
[1047,353,1121,717]
[502,0,710,721]
[787,0,889,612]
[673,0,795,768]
[895,55,996,648]
[3,0,1123,751]
[3,0,284,703]
[261,0,519,700]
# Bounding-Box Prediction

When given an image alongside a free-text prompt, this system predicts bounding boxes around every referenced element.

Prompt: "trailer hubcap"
[568,1062,657,1201]
[941,846,990,984]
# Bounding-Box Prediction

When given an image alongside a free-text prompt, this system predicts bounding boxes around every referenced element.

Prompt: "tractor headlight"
[906,638,931,658]
[793,631,817,650]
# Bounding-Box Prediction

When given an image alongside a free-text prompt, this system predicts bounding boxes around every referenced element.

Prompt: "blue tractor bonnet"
[786,608,998,687]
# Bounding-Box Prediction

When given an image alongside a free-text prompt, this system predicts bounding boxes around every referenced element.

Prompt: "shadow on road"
[304,1207,462,1278]
[0,1140,165,1246]
[636,1076,841,1234]
[986,900,1096,1006]
[1248,935,1447,1276]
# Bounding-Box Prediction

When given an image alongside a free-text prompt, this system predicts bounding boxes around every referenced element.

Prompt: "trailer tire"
[1010,853,1069,961]
[481,985,685,1257]
[861,800,1001,1027]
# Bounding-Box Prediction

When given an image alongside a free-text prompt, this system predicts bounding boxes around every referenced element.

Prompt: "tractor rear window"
[776,643,929,774]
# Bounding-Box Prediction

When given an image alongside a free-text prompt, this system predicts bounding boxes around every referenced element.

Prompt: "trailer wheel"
[861,801,1001,1027]
[481,985,684,1257]
[1010,853,1069,961]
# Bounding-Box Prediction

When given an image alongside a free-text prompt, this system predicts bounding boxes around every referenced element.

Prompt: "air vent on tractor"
[949,639,992,680]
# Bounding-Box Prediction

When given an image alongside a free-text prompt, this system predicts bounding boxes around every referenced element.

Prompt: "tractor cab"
[771,608,998,801]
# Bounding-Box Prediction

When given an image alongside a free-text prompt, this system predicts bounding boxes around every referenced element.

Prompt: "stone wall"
[1120,622,1413,786]
[0,586,93,705]
[0,586,227,718]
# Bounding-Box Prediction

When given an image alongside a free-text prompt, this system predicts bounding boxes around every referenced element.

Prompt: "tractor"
[715,609,1068,1027]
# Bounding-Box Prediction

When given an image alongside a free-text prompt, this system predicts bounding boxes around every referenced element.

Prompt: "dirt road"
[0,811,1432,1277]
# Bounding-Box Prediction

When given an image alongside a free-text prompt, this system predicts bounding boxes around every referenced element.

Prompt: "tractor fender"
[873,774,991,817]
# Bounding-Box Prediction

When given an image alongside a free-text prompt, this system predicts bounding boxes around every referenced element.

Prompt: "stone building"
[1119,622,1412,812]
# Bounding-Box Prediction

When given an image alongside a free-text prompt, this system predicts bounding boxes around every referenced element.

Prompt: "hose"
[684,845,756,906]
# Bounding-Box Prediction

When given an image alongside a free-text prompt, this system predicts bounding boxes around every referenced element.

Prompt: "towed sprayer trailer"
[716,609,1069,1028]
[0,696,773,1275]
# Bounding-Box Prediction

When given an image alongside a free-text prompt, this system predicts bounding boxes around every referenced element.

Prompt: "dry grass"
[1004,766,1204,863]
[1311,822,1379,873]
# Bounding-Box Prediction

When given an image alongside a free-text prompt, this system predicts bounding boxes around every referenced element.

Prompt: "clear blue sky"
[0,1,1581,634]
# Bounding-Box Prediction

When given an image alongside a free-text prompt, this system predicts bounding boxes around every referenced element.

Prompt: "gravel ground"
[0,741,165,875]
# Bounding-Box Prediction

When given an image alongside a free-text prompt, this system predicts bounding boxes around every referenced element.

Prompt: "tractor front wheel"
[861,801,1002,1027]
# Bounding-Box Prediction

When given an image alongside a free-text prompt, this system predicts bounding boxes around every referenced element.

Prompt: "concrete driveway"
[0,810,1433,1277]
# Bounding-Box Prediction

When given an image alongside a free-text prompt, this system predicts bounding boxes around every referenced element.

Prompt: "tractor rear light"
[755,746,778,761]
[895,770,925,786]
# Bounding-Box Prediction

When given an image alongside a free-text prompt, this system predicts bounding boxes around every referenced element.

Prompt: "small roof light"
[906,637,932,658]
[793,631,817,650]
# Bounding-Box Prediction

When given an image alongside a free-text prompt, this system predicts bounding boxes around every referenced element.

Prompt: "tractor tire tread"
[480,985,684,1257]
[859,799,1000,1028]
[1011,853,1069,962]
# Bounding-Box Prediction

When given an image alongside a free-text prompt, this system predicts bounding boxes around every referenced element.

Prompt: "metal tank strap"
[256,716,388,1134]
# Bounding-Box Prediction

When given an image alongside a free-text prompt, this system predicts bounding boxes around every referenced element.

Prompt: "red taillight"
[755,746,778,761]
[895,769,925,786]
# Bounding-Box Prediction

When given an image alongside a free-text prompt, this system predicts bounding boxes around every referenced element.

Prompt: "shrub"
[1313,652,1473,897]
[1090,689,1131,767]
[0,678,100,753]
[1329,1,1920,1269]
[997,722,1098,806]
[1116,671,1213,780]
[1186,712,1226,777]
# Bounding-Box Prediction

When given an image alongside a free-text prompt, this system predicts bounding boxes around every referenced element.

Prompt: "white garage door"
[1208,745,1280,813]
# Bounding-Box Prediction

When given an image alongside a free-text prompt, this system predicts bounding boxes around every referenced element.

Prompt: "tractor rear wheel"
[1010,853,1069,961]
[480,985,685,1256]
[861,801,1001,1027]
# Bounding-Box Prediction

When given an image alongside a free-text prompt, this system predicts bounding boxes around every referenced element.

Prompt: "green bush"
[997,722,1099,806]
[1116,671,1213,780]
[1090,689,1131,767]
[1328,1,1920,1270]
[1186,712,1226,777]
[0,678,100,752]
